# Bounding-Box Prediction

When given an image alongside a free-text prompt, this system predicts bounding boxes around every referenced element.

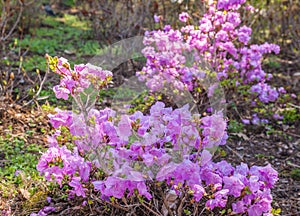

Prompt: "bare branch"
[1,1,24,42]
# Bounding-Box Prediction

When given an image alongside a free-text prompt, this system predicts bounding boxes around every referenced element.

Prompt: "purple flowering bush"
[34,55,279,216]
[137,0,286,120]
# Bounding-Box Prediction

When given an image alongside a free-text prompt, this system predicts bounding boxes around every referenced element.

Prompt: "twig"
[91,194,130,212]
[88,199,93,215]
[287,103,300,109]
[0,0,6,32]
[1,1,23,41]
[152,196,163,216]
[199,206,206,215]
[18,47,29,74]
[285,131,300,138]
[9,47,24,94]
[192,202,199,216]
[139,201,162,216]
[22,56,49,107]
[159,189,174,216]
[177,192,187,216]
[286,161,300,169]
[24,0,35,6]
[225,145,244,161]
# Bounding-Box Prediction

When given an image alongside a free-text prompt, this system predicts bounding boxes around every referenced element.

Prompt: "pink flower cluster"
[40,97,277,215]
[157,157,277,215]
[44,101,227,176]
[52,57,112,100]
[37,145,91,197]
[138,0,284,104]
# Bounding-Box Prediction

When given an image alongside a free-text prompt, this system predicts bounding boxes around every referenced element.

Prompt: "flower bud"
[10,72,14,80]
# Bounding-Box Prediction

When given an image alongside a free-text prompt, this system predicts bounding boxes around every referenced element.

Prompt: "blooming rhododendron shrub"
[137,0,285,110]
[34,56,279,216]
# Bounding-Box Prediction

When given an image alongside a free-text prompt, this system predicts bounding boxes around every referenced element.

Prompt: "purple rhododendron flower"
[251,114,260,125]
[223,175,245,197]
[69,176,86,197]
[273,114,283,120]
[232,200,247,214]
[51,57,112,100]
[136,182,152,200]
[179,12,190,22]
[37,145,91,195]
[30,206,55,216]
[48,109,73,128]
[206,189,229,210]
[250,164,278,188]
[53,85,70,100]
[278,87,286,94]
[238,25,252,44]
[201,112,227,148]
[117,115,132,141]
[191,184,205,201]
[207,83,219,97]
[101,176,127,199]
[200,150,212,166]
[242,119,250,124]
[156,162,178,181]
[215,160,234,176]
[154,14,161,23]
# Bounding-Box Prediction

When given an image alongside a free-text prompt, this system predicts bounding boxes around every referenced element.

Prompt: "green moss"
[290,168,300,180]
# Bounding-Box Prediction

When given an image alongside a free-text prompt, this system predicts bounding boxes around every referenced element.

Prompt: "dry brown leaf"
[20,188,31,200]
[231,132,249,141]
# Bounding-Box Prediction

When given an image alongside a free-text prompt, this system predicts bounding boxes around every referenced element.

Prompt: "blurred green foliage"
[283,108,300,124]
[228,119,244,133]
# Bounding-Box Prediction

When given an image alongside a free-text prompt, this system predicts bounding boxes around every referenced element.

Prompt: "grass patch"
[0,136,50,214]
[12,13,101,67]
[0,138,44,184]
[0,137,46,202]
